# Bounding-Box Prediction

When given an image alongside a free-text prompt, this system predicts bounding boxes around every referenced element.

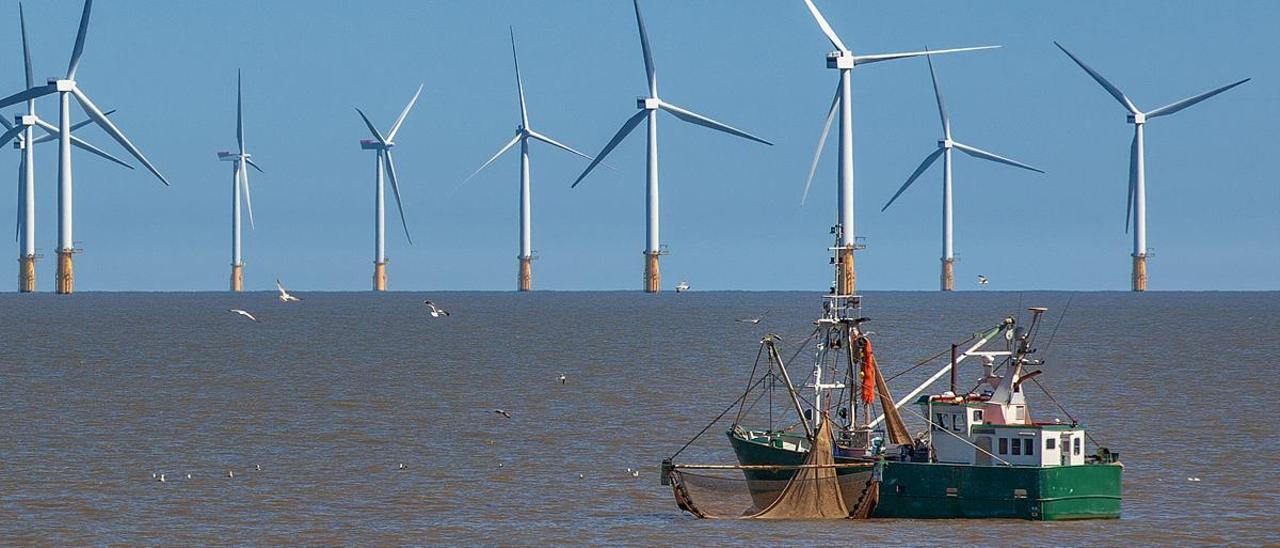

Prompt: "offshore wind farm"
[1,0,1277,542]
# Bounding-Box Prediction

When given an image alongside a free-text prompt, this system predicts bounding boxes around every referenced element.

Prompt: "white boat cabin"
[917,353,1087,467]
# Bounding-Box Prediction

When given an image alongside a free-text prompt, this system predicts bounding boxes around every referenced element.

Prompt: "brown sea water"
[1,291,1277,544]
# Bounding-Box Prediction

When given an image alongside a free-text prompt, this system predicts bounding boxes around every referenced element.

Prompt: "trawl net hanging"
[666,421,880,519]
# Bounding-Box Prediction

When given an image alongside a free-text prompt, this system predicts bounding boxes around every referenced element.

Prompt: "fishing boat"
[675,281,691,293]
[662,232,1122,520]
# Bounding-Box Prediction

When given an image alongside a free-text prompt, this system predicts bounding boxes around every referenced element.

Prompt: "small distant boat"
[674,281,690,293]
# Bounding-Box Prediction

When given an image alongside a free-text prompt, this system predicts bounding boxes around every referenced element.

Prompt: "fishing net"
[667,421,881,519]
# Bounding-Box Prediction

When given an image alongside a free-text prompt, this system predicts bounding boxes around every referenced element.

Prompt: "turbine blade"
[72,87,168,185]
[0,116,11,131]
[33,117,131,168]
[246,157,264,174]
[0,125,24,147]
[355,107,387,144]
[571,110,646,188]
[633,0,657,96]
[387,84,424,142]
[15,157,22,243]
[802,83,840,206]
[925,47,950,138]
[801,0,848,53]
[1126,131,1137,234]
[462,133,522,184]
[1146,78,1250,119]
[658,101,772,145]
[0,84,56,111]
[20,3,33,90]
[32,112,118,145]
[528,130,595,162]
[67,0,93,80]
[853,45,999,66]
[952,142,1044,173]
[236,70,244,155]
[510,27,529,129]
[1053,41,1139,114]
[383,150,412,245]
[239,162,255,230]
[881,148,944,212]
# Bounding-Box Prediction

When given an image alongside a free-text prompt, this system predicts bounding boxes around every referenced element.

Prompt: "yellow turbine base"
[230,264,243,292]
[941,259,954,292]
[55,249,73,295]
[837,246,856,295]
[644,252,660,293]
[518,257,532,292]
[374,261,388,292]
[1132,255,1147,292]
[19,255,35,293]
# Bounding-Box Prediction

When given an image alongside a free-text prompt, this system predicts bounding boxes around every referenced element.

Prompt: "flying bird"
[736,312,768,325]
[229,309,257,322]
[493,409,511,419]
[276,279,301,302]
[424,300,451,317]
[977,275,989,286]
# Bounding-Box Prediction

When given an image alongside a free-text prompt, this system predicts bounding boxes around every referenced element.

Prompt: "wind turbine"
[355,84,421,291]
[463,28,596,292]
[5,2,130,292]
[1054,42,1249,292]
[881,52,1043,291]
[218,71,264,292]
[572,0,772,293]
[799,0,995,295]
[0,0,169,294]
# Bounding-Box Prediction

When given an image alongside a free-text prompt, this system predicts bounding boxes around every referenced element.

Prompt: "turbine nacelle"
[637,97,660,110]
[938,138,954,149]
[360,139,392,150]
[826,51,855,69]
[217,151,250,161]
[17,114,36,127]
[1127,112,1146,125]
[47,78,75,92]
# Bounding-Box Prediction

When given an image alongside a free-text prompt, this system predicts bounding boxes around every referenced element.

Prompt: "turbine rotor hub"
[826,51,855,69]
[637,97,660,111]
[1127,112,1146,124]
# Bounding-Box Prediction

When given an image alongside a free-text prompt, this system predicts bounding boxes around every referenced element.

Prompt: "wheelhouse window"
[1046,438,1056,450]
[972,410,983,423]
[1073,436,1082,456]
[1024,438,1034,456]
[999,438,1008,455]
[936,413,947,430]
[1012,439,1022,455]
[952,414,964,432]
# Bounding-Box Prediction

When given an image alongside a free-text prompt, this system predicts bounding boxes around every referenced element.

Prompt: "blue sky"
[4,1,1275,291]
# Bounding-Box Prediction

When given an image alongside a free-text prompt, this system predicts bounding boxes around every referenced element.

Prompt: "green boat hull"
[875,461,1122,520]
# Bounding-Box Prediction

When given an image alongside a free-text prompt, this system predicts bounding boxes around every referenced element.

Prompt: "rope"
[670,373,770,461]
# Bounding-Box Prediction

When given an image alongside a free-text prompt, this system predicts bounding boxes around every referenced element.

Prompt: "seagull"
[255,464,262,472]
[276,279,301,302]
[157,474,166,483]
[736,312,767,325]
[977,275,989,286]
[151,472,157,479]
[423,300,451,317]
[578,473,585,479]
[186,474,192,480]
[557,373,567,385]
[493,409,511,419]
[631,470,640,478]
[227,470,235,478]
[398,463,407,470]
[229,309,257,322]
[498,463,505,469]
[1187,477,1201,482]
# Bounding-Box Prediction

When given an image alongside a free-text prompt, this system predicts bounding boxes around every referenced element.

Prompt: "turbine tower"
[355,85,421,291]
[463,28,595,292]
[881,52,1043,291]
[573,0,772,293]
[4,3,131,292]
[0,0,169,294]
[799,0,994,295]
[1055,42,1249,292]
[217,72,263,292]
